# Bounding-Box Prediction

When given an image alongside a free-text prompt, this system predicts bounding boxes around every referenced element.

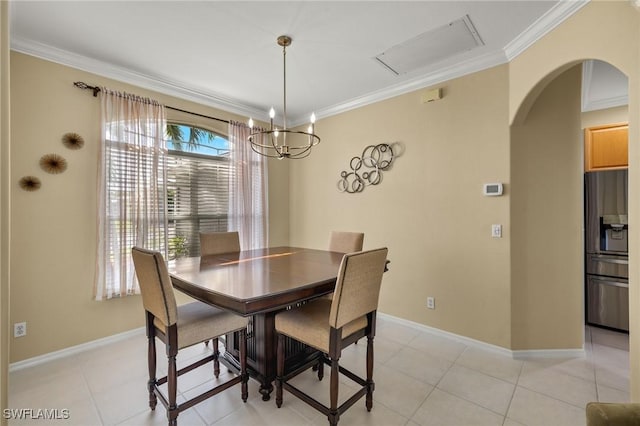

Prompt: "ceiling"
[9,1,626,126]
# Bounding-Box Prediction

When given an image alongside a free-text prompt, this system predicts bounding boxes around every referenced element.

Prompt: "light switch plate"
[491,224,502,238]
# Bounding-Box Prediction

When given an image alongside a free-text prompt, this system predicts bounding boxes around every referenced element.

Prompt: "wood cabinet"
[584,123,628,171]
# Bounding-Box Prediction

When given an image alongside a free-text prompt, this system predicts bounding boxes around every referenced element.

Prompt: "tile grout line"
[501,357,527,425]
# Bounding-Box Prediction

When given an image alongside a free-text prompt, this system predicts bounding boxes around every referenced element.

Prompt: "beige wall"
[8,52,289,362]
[582,105,628,129]
[1,1,11,421]
[510,65,583,350]
[289,64,513,348]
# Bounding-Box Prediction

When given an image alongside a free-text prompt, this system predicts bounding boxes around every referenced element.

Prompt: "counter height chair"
[274,247,388,426]
[199,231,241,256]
[198,231,241,354]
[328,231,364,254]
[323,231,366,348]
[132,247,249,426]
[323,231,364,302]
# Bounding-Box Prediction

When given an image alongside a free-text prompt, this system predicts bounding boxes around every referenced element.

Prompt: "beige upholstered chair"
[323,231,364,303]
[275,247,388,426]
[199,231,240,256]
[328,231,364,253]
[131,247,249,426]
[586,402,640,425]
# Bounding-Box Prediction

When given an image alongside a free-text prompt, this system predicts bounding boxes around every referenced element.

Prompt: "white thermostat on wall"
[483,183,503,196]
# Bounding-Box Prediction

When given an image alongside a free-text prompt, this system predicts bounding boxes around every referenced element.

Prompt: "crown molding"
[307,49,509,125]
[10,37,270,122]
[318,0,587,123]
[12,0,587,127]
[583,93,629,112]
[581,59,628,112]
[504,0,589,61]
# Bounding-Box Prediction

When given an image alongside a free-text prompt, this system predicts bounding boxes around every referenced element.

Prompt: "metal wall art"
[62,132,85,150]
[39,153,68,174]
[19,176,42,192]
[338,143,395,193]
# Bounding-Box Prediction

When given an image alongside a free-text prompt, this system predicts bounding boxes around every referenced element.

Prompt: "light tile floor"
[8,319,630,426]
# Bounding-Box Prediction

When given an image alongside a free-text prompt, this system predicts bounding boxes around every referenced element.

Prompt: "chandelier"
[248,35,320,159]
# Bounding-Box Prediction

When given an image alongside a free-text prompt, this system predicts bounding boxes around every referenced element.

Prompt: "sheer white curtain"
[227,121,268,249]
[95,88,167,300]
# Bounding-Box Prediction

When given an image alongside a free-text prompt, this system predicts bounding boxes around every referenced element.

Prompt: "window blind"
[167,150,230,258]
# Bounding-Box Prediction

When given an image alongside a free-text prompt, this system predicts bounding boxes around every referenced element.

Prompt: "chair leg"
[276,333,284,408]
[317,353,324,381]
[212,337,220,378]
[147,334,158,410]
[328,358,340,426]
[366,334,374,412]
[167,353,178,426]
[239,329,248,402]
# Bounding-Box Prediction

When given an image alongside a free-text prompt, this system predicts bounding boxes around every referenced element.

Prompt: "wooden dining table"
[168,246,345,401]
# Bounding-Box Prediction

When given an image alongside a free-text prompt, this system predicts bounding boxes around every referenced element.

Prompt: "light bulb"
[310,112,316,123]
[248,118,254,128]
[274,128,279,138]
[269,108,275,119]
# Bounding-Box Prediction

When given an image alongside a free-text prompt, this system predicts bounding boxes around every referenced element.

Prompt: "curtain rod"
[73,81,230,124]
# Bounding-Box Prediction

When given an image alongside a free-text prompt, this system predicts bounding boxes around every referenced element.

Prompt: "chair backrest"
[328,231,364,253]
[200,231,241,256]
[329,247,388,329]
[131,247,178,328]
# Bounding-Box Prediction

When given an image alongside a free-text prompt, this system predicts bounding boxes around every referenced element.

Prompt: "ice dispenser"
[601,215,628,253]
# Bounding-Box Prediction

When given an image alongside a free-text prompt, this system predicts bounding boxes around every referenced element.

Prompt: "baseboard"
[9,327,145,372]
[511,348,586,359]
[10,313,586,371]
[377,312,585,359]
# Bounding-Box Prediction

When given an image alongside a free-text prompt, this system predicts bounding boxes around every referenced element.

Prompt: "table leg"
[224,310,320,401]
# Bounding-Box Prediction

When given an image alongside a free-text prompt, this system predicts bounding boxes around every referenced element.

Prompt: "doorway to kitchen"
[581,60,630,336]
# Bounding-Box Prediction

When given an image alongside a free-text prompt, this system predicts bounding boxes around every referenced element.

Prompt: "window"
[166,123,230,259]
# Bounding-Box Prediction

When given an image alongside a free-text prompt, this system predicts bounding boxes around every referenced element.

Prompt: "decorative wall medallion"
[62,132,85,150]
[19,176,42,191]
[338,143,395,193]
[39,153,68,174]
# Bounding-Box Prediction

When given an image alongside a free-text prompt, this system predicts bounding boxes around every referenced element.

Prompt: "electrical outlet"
[491,224,502,238]
[14,322,27,338]
[427,297,435,310]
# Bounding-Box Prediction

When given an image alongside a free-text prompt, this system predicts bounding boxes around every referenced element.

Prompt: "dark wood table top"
[168,246,344,315]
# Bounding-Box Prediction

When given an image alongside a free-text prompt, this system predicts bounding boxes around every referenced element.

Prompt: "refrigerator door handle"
[588,275,629,288]
[589,254,628,265]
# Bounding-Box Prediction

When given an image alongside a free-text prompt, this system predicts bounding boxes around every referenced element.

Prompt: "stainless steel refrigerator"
[585,169,628,331]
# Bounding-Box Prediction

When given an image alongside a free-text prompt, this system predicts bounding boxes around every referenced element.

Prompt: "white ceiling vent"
[375,15,484,75]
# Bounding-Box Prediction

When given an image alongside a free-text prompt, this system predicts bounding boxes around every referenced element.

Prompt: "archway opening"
[510,60,629,352]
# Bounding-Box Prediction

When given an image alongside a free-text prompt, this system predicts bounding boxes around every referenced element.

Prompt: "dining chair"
[274,247,388,426]
[198,231,242,352]
[199,231,240,256]
[322,231,364,304]
[328,231,364,253]
[131,247,249,426]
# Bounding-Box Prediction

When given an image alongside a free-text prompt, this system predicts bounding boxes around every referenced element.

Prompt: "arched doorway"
[510,59,629,349]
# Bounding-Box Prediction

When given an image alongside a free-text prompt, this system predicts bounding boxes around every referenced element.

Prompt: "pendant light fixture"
[248,35,320,159]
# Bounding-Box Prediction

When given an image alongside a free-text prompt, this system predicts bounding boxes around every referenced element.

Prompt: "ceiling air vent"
[375,15,484,75]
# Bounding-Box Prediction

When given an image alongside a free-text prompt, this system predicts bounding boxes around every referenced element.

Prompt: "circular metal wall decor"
[62,132,85,150]
[39,153,68,174]
[338,143,395,193]
[19,176,42,191]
